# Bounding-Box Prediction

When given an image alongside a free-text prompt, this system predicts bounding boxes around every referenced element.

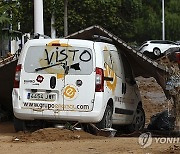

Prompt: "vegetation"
[1,0,180,45]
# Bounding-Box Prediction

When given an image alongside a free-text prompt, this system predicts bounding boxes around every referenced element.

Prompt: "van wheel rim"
[106,110,112,128]
[133,108,145,130]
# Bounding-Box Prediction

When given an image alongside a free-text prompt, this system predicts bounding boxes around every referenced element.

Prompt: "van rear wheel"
[14,116,26,132]
[96,105,113,129]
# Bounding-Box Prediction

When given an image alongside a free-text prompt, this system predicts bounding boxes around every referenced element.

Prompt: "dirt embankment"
[137,77,169,124]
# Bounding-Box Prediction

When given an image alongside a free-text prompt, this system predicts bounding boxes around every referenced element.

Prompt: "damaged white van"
[12,38,145,132]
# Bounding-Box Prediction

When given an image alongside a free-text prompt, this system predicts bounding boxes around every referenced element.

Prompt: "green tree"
[0,1,10,24]
[166,0,180,41]
[8,0,180,45]
[15,0,33,33]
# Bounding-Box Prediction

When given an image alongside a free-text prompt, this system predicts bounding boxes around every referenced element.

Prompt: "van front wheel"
[96,105,113,129]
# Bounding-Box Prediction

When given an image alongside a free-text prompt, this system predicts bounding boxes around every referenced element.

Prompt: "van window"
[120,53,135,84]
[110,50,122,77]
[24,46,93,75]
[103,49,112,67]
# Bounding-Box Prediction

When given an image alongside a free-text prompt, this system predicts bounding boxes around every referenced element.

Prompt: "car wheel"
[14,116,26,132]
[153,48,161,56]
[96,105,113,129]
[127,105,145,133]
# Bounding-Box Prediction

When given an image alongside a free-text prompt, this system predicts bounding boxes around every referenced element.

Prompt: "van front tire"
[96,105,113,129]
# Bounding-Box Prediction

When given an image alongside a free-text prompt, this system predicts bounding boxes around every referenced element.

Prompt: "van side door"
[121,54,138,113]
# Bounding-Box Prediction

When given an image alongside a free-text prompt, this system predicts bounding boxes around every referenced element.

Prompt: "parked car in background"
[175,41,180,45]
[139,40,179,59]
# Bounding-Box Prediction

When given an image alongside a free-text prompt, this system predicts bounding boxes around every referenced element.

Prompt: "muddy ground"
[0,77,179,154]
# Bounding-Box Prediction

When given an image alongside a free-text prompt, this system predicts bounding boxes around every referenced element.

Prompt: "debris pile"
[157,51,180,132]
[12,128,102,142]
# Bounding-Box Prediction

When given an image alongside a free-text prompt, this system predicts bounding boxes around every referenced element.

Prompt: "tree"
[166,0,180,41]
[14,0,33,33]
[0,1,11,25]
[0,0,19,43]
[7,0,180,45]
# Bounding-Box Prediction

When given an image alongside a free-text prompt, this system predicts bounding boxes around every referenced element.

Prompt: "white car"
[12,38,145,133]
[139,40,179,58]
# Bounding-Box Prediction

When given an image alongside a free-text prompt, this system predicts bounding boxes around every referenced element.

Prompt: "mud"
[0,77,179,154]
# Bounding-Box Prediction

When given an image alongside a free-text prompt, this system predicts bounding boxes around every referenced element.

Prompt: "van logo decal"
[36,75,44,83]
[63,85,78,100]
[104,64,117,92]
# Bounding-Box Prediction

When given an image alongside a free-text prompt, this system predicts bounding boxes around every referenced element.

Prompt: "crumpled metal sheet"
[0,59,17,113]
[66,25,171,98]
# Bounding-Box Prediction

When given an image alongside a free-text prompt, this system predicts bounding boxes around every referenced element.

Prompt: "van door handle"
[122,83,126,94]
[122,83,124,94]
[50,76,56,89]
[104,77,113,81]
[124,83,126,94]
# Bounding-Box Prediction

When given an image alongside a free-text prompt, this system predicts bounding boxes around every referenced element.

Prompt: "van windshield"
[24,46,93,75]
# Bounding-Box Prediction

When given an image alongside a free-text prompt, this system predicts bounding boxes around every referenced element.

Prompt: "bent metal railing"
[0,50,19,117]
[0,50,19,67]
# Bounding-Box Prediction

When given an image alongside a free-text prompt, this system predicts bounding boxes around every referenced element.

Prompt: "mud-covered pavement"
[0,121,179,154]
[0,77,179,154]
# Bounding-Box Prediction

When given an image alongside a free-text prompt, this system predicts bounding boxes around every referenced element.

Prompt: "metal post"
[34,0,44,35]
[64,0,68,37]
[162,0,165,40]
[51,14,56,38]
[51,0,56,38]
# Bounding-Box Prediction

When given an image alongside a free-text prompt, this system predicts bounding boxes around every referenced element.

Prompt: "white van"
[12,38,145,132]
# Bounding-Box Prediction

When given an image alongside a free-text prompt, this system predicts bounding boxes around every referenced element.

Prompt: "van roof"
[26,38,116,47]
[26,38,95,46]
